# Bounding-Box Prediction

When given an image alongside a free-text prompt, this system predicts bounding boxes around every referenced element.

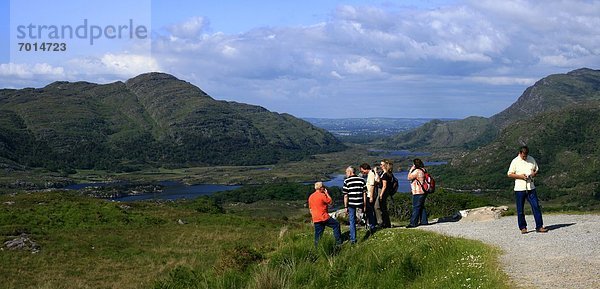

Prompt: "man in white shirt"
[507,146,548,234]
[359,163,378,233]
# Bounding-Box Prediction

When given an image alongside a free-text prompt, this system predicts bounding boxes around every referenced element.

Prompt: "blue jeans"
[348,207,360,243]
[409,194,428,227]
[314,217,342,247]
[515,189,544,230]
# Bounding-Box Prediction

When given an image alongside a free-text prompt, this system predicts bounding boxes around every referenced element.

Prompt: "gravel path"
[416,214,600,289]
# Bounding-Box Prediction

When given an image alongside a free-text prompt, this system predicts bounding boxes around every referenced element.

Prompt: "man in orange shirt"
[308,182,342,247]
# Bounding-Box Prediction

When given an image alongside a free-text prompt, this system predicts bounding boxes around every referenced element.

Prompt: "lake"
[324,172,412,193]
[65,181,241,201]
[65,154,446,200]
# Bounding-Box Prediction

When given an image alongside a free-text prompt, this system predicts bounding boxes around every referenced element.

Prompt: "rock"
[329,208,367,225]
[3,201,15,205]
[119,204,131,210]
[329,208,347,220]
[458,206,508,221]
[177,219,186,225]
[3,233,40,253]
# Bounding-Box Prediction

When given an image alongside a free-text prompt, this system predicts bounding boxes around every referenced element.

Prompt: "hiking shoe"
[536,227,548,233]
[520,228,528,234]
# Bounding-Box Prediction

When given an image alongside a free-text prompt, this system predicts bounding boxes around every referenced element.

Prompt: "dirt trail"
[417,214,600,289]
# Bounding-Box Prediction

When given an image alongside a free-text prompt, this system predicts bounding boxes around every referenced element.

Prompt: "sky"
[1,0,600,118]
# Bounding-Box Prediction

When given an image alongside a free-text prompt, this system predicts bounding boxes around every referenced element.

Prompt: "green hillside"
[380,68,600,208]
[440,102,600,208]
[383,116,497,149]
[491,68,600,128]
[0,73,344,170]
[384,68,600,151]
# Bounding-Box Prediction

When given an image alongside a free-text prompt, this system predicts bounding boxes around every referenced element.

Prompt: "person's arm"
[508,173,528,180]
[507,159,527,180]
[531,160,539,177]
[407,165,416,181]
[344,194,348,212]
[323,188,333,205]
[363,190,367,211]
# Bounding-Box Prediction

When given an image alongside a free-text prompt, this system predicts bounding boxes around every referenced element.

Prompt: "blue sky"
[2,0,599,118]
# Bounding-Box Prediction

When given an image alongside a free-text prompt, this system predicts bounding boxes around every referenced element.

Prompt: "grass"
[155,224,511,289]
[0,191,511,289]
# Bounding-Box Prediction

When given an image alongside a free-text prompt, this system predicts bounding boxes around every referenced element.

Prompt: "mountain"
[491,68,600,128]
[0,73,344,170]
[383,116,497,149]
[384,68,600,150]
[441,101,600,206]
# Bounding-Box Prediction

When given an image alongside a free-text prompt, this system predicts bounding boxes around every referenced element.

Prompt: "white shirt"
[507,155,539,191]
[366,169,377,199]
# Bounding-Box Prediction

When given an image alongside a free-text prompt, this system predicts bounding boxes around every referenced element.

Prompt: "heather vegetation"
[0,191,510,289]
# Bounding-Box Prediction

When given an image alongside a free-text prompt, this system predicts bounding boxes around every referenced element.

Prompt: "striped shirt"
[343,175,366,208]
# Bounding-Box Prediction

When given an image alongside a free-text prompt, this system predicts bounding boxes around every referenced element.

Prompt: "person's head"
[359,163,371,174]
[380,159,393,174]
[519,145,529,160]
[345,166,355,177]
[314,182,324,192]
[413,158,425,169]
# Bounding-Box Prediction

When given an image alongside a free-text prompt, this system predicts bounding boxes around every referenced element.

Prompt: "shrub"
[214,245,264,274]
[389,189,493,221]
[193,197,224,214]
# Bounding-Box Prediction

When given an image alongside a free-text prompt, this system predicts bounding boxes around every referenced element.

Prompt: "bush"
[193,197,224,214]
[214,245,264,274]
[389,189,493,221]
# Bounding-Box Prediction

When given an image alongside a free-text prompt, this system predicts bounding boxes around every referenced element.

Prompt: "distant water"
[324,172,412,193]
[323,157,447,193]
[65,153,446,200]
[114,181,241,201]
[368,149,431,158]
[65,181,241,201]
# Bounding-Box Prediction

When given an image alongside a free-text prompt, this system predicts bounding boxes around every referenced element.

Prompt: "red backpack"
[416,168,436,194]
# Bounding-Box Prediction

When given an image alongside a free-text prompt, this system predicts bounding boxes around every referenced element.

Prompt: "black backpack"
[388,173,399,196]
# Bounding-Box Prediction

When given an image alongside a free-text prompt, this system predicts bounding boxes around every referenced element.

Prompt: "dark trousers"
[314,218,342,247]
[365,199,377,231]
[515,189,544,230]
[378,194,391,228]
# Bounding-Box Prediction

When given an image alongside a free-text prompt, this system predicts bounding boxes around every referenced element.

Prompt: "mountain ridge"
[0,72,345,170]
[384,68,600,150]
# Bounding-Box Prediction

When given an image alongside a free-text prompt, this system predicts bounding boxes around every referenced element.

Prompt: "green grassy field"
[0,191,511,289]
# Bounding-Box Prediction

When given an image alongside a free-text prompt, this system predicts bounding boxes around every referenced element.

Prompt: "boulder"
[458,206,508,221]
[3,233,40,253]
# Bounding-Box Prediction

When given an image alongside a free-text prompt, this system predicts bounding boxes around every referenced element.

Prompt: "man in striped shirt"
[343,166,367,244]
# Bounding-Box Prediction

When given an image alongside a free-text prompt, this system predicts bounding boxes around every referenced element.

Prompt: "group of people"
[308,158,432,247]
[308,145,548,247]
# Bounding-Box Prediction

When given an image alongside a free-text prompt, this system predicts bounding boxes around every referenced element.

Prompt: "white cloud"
[3,0,600,118]
[167,16,210,39]
[0,63,65,78]
[468,76,537,86]
[343,57,381,74]
[66,53,160,78]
